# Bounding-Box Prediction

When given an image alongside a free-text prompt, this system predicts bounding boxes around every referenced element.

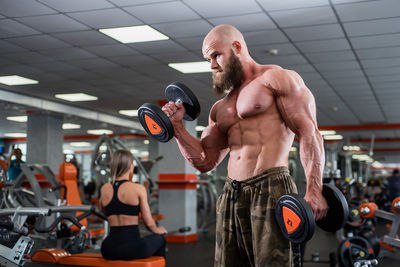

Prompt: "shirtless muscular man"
[162,24,328,267]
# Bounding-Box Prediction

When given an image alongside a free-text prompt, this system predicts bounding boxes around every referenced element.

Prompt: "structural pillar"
[26,112,64,174]
[151,119,198,243]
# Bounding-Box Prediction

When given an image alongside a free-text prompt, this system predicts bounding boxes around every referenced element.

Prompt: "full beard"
[212,51,244,96]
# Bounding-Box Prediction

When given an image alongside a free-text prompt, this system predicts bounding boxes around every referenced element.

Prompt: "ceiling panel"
[38,0,114,12]
[284,24,344,41]
[0,19,40,38]
[296,38,350,53]
[361,57,400,69]
[314,60,360,71]
[258,0,328,11]
[249,43,298,57]
[174,36,204,52]
[269,6,337,28]
[152,19,212,38]
[335,0,400,22]
[0,0,56,17]
[128,39,187,54]
[84,44,139,57]
[344,17,400,37]
[243,29,288,46]
[356,46,400,60]
[68,8,142,29]
[16,14,90,33]
[365,66,400,76]
[350,33,400,49]
[2,51,54,64]
[52,30,117,46]
[258,54,308,66]
[306,50,356,63]
[124,1,200,24]
[0,40,27,54]
[208,13,275,32]
[7,34,71,50]
[39,47,96,60]
[183,0,261,18]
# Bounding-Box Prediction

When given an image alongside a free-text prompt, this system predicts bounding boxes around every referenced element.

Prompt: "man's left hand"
[304,191,328,221]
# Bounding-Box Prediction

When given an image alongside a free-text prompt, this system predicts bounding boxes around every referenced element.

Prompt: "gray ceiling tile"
[183,0,261,18]
[284,24,344,41]
[16,14,90,33]
[370,74,400,84]
[356,46,400,60]
[7,34,71,50]
[335,0,400,22]
[2,51,54,64]
[370,81,398,90]
[52,30,117,46]
[30,61,83,72]
[243,29,288,46]
[0,58,18,68]
[258,54,307,66]
[362,57,400,69]
[249,43,298,57]
[208,13,275,32]
[350,33,400,49]
[322,69,364,79]
[128,39,186,54]
[68,8,142,29]
[258,0,329,11]
[84,44,139,57]
[67,58,120,71]
[40,47,96,60]
[38,0,113,12]
[175,36,204,52]
[269,6,337,28]
[108,0,173,6]
[330,76,368,86]
[0,40,27,54]
[314,60,360,71]
[124,2,200,24]
[0,19,40,38]
[306,50,356,63]
[296,38,350,53]
[286,64,316,73]
[0,64,43,76]
[153,51,203,64]
[0,0,57,17]
[107,55,160,67]
[153,19,212,38]
[344,17,400,37]
[365,66,400,76]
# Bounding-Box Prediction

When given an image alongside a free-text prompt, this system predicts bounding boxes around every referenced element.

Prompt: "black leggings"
[101,225,166,260]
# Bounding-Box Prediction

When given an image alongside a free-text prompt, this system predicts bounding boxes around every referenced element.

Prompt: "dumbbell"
[275,184,349,243]
[138,82,201,143]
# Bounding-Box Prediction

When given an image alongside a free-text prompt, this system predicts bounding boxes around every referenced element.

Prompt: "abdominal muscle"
[226,113,295,181]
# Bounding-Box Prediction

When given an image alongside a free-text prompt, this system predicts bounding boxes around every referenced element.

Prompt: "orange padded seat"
[32,248,165,267]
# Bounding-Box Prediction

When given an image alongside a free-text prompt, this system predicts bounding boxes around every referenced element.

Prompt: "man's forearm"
[299,134,325,194]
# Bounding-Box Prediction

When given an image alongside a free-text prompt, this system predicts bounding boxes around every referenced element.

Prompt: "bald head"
[202,24,249,56]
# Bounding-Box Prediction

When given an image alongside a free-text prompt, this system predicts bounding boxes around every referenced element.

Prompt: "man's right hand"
[161,101,186,125]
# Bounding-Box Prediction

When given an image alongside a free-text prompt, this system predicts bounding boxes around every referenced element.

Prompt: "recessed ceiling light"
[290,147,297,152]
[144,140,150,145]
[7,116,27,122]
[320,130,336,135]
[55,93,98,102]
[99,25,169,44]
[0,75,38,85]
[63,123,81,130]
[168,61,211,73]
[87,129,113,135]
[119,110,138,117]
[70,142,91,147]
[195,125,206,131]
[323,134,343,140]
[130,149,139,154]
[4,133,27,138]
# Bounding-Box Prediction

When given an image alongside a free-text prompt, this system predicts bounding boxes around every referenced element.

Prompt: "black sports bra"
[103,180,140,217]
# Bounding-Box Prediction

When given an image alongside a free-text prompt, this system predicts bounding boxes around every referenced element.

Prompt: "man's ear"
[232,41,241,54]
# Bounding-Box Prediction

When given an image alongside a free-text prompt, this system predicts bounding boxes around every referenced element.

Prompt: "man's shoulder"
[260,66,304,94]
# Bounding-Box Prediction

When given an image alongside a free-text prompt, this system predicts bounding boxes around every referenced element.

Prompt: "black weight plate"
[275,194,315,244]
[138,103,174,143]
[337,236,373,267]
[317,184,349,232]
[165,82,200,121]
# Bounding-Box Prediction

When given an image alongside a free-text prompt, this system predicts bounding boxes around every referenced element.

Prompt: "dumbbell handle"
[166,99,183,118]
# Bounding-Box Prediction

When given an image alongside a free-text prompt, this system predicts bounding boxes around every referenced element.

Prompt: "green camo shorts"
[214,166,300,267]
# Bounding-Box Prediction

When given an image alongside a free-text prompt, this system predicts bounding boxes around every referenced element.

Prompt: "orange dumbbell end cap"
[358,202,378,219]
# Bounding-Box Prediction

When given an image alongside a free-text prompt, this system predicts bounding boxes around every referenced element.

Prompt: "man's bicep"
[200,122,229,166]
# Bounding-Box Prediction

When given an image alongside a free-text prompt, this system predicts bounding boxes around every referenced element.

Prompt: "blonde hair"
[110,149,134,184]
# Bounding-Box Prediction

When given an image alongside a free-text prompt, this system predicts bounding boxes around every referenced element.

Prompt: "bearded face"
[212,50,244,96]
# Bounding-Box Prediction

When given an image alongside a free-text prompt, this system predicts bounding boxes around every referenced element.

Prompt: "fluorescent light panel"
[119,110,138,117]
[320,130,336,135]
[168,61,211,73]
[87,129,113,135]
[4,133,27,137]
[196,125,205,132]
[0,75,38,85]
[323,134,343,140]
[99,25,169,44]
[63,123,81,129]
[55,93,98,102]
[7,116,27,122]
[70,142,91,147]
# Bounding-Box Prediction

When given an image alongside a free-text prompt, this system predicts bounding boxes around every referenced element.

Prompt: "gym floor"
[26,215,400,267]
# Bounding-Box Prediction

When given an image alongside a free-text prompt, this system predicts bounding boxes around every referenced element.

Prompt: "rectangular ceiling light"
[195,125,205,132]
[0,75,38,85]
[4,133,27,138]
[119,110,138,117]
[63,123,81,129]
[70,142,91,147]
[99,25,169,44]
[168,61,211,73]
[7,116,27,122]
[323,134,343,140]
[87,129,113,135]
[55,93,98,102]
[320,130,336,135]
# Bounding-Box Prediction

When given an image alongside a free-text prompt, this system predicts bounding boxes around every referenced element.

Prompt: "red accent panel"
[166,234,197,243]
[159,174,197,181]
